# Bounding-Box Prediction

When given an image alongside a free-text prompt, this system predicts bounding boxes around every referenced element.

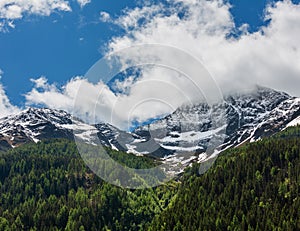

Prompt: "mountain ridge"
[0,86,299,173]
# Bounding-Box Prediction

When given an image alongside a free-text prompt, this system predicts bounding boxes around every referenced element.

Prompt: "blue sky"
[1,0,300,126]
[0,0,136,105]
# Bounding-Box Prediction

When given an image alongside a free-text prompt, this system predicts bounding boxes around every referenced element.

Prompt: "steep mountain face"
[131,87,300,172]
[0,86,299,174]
[0,108,72,149]
[0,107,172,157]
[0,108,98,150]
[0,107,141,153]
[222,88,300,146]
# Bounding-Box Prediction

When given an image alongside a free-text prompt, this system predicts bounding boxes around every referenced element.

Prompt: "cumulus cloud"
[25,74,190,129]
[0,70,20,118]
[26,76,76,111]
[26,77,117,123]
[25,0,300,129]
[0,85,20,118]
[107,0,300,97]
[0,0,71,31]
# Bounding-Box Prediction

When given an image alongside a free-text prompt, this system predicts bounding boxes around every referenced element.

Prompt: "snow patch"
[286,116,300,128]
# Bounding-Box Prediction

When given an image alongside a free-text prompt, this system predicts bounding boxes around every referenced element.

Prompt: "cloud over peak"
[24,0,300,129]
[2,0,300,129]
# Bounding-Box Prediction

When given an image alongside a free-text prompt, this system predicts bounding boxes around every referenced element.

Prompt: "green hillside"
[0,140,177,231]
[149,126,300,231]
[1,126,300,230]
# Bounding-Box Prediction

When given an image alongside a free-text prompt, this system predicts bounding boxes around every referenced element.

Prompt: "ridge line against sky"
[0,0,300,129]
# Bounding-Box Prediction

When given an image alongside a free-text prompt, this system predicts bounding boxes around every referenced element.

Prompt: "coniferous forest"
[0,126,300,230]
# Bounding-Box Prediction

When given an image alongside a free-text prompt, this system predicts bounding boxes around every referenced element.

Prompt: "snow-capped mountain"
[0,107,145,153]
[130,86,300,172]
[0,86,299,174]
[0,108,110,151]
[0,107,174,156]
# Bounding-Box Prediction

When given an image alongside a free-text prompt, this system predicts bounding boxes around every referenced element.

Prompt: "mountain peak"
[0,88,299,175]
[225,85,290,101]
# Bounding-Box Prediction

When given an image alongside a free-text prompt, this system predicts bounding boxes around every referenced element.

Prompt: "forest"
[0,126,300,230]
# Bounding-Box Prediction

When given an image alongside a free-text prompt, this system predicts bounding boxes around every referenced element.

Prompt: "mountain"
[0,107,144,153]
[0,108,98,150]
[0,86,299,173]
[0,108,170,157]
[131,86,300,172]
[0,108,70,150]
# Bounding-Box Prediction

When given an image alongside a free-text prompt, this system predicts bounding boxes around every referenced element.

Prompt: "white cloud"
[26,77,118,124]
[24,0,300,129]
[26,76,74,109]
[99,11,111,22]
[0,80,20,118]
[0,85,19,118]
[107,0,300,97]
[0,0,71,31]
[30,76,49,89]
[7,20,15,29]
[114,4,164,30]
[0,69,19,118]
[77,0,91,8]
[0,0,71,19]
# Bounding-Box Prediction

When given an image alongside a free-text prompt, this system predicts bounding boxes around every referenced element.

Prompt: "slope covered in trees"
[149,126,300,230]
[0,139,177,230]
[0,126,300,230]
